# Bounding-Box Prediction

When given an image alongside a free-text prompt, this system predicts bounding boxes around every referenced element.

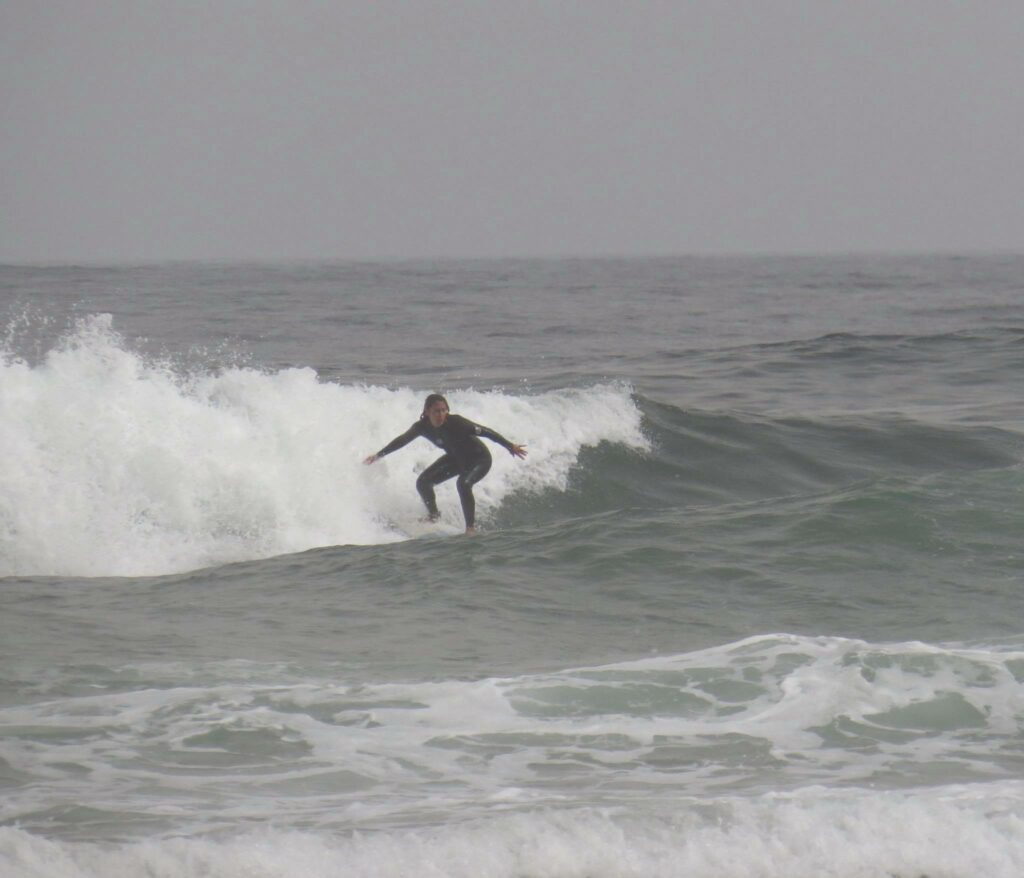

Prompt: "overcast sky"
[2,1,1023,262]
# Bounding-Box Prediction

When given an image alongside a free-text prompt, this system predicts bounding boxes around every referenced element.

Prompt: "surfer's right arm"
[363,422,423,465]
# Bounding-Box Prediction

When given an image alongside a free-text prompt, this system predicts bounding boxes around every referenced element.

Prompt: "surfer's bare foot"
[464,527,476,536]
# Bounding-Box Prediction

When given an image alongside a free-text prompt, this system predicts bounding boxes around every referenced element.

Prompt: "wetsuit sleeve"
[471,421,516,454]
[375,421,424,458]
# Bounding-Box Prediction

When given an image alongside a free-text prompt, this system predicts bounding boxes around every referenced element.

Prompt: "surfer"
[364,393,527,534]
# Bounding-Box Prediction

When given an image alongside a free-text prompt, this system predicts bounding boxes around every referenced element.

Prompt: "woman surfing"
[364,394,527,534]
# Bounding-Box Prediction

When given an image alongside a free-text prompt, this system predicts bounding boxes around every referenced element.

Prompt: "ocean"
[1,254,1023,877]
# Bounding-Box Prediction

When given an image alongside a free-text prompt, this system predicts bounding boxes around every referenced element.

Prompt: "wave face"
[0,315,646,576]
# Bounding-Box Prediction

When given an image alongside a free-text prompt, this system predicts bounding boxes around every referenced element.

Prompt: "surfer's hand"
[363,454,379,465]
[510,444,527,459]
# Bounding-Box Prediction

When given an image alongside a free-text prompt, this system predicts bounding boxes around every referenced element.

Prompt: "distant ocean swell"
[3,635,1024,876]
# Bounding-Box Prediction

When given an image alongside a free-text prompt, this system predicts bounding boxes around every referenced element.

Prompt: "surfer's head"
[422,393,449,427]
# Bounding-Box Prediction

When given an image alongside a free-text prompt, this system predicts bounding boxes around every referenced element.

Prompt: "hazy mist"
[3,1,1022,262]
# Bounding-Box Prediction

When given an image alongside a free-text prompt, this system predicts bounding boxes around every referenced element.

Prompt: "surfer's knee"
[461,459,491,489]
[456,475,475,500]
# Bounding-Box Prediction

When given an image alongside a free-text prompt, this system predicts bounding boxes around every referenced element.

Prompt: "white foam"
[6,636,1023,837]
[2,784,1023,878]
[0,315,647,576]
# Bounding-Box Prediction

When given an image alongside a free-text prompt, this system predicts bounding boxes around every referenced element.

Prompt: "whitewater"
[2,255,1024,877]
[1,314,645,576]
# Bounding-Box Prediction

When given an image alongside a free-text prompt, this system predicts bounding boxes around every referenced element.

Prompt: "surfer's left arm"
[475,423,528,459]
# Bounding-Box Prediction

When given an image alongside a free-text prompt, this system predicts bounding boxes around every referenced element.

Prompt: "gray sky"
[3,1,1023,262]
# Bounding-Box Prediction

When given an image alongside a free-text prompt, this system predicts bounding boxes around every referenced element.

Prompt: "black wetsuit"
[374,414,516,528]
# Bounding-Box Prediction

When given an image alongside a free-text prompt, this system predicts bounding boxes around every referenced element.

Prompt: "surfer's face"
[425,400,449,427]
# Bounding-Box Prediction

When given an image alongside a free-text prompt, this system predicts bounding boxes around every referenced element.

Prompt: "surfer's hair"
[421,393,449,418]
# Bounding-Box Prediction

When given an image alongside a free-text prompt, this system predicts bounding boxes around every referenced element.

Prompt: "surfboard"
[388,518,461,539]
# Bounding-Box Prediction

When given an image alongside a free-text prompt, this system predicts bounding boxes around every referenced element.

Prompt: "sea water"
[2,255,1024,876]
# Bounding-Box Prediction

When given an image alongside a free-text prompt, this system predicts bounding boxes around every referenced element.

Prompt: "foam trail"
[0,315,647,577]
[2,786,1023,878]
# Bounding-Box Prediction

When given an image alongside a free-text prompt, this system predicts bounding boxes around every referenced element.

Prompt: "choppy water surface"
[2,255,1024,876]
